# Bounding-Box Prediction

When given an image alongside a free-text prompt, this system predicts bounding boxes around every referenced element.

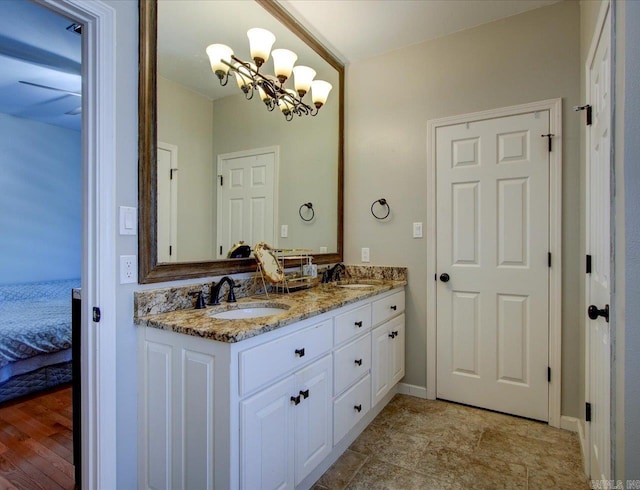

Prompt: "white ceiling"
[0,0,81,131]
[279,0,560,63]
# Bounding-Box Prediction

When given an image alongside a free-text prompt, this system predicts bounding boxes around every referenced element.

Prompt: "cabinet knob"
[390,305,397,311]
[354,404,362,413]
[354,321,363,328]
[299,389,310,399]
[388,332,396,339]
[290,395,301,405]
[392,330,399,337]
[354,358,363,366]
[295,348,305,357]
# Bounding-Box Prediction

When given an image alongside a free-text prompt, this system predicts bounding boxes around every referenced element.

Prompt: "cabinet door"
[294,355,333,485]
[389,314,405,385]
[371,323,391,407]
[241,376,296,490]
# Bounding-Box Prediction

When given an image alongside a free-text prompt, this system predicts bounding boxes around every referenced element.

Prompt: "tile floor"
[314,394,590,489]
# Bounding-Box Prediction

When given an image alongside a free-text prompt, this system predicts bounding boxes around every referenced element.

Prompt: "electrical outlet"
[361,247,370,263]
[413,222,423,238]
[120,255,137,284]
[281,224,288,238]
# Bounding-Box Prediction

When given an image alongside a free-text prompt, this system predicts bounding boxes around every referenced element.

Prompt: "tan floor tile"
[316,450,368,490]
[412,446,528,489]
[528,468,591,489]
[346,457,459,490]
[349,423,434,473]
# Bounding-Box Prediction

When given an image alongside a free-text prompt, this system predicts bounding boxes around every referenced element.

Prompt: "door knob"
[439,273,450,283]
[588,304,609,323]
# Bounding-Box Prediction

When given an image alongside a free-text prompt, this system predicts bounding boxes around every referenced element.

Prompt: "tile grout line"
[340,453,370,490]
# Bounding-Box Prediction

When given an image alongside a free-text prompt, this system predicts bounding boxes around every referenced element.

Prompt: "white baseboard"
[397,383,427,399]
[560,415,579,432]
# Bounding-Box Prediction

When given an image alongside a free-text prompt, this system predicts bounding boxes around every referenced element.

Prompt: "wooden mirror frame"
[138,0,344,283]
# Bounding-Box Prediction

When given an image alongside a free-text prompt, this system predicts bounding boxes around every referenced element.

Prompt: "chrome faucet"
[209,276,237,305]
[322,263,346,283]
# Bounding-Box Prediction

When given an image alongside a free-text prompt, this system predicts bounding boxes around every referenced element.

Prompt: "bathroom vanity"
[135,278,405,490]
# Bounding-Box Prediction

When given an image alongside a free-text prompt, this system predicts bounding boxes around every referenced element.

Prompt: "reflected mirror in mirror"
[156,0,340,264]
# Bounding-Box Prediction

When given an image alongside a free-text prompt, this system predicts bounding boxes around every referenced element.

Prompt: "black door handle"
[588,304,609,323]
[439,273,450,283]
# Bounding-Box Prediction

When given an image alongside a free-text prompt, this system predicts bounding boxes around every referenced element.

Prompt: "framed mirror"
[139,0,344,283]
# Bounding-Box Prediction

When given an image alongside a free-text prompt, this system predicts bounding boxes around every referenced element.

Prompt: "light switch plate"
[281,225,288,238]
[361,247,370,263]
[119,206,137,235]
[413,222,423,238]
[319,246,328,253]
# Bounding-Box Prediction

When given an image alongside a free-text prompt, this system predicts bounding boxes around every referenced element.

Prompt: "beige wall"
[212,90,339,253]
[158,77,215,261]
[344,1,582,416]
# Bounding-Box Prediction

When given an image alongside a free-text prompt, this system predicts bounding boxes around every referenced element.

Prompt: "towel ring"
[371,198,390,220]
[299,202,315,222]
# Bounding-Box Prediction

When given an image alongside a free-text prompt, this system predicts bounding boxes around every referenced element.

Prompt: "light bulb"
[311,80,332,109]
[293,66,316,97]
[205,44,234,79]
[234,62,256,92]
[247,28,275,68]
[272,49,298,84]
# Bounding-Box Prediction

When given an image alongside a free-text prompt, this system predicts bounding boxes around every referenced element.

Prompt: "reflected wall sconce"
[206,28,332,121]
[299,202,315,222]
[371,198,390,220]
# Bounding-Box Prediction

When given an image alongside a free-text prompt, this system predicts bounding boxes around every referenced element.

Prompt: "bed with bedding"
[0,278,79,403]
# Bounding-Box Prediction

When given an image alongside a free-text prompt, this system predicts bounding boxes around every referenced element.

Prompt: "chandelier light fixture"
[205,27,332,121]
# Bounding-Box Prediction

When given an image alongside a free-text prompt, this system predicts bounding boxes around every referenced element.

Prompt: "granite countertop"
[134,279,406,343]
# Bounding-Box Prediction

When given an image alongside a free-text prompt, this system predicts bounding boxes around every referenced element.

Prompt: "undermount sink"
[208,303,290,320]
[334,280,383,290]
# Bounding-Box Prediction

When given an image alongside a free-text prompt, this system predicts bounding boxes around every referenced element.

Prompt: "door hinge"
[548,367,551,382]
[434,274,437,281]
[170,168,178,180]
[219,175,223,186]
[169,245,172,256]
[573,104,592,126]
[92,307,101,323]
[219,246,223,255]
[548,252,552,268]
[586,254,592,274]
[586,402,592,422]
[541,133,554,152]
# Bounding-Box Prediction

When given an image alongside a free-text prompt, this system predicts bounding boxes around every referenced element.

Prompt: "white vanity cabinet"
[240,354,332,489]
[138,286,405,490]
[371,290,406,406]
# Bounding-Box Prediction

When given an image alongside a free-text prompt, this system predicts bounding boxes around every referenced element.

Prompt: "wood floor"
[0,386,75,490]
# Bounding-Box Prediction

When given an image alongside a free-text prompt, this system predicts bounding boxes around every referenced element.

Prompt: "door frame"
[216,145,279,257]
[37,0,117,487]
[157,141,179,262]
[426,98,563,428]
[584,0,612,478]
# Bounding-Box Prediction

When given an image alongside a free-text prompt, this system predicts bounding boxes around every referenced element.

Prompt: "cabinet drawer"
[333,333,371,396]
[333,374,371,444]
[334,304,371,346]
[239,319,332,396]
[372,290,405,326]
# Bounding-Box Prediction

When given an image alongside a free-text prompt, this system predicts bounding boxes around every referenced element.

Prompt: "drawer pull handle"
[354,404,362,413]
[354,321,363,328]
[354,358,363,366]
[291,395,301,405]
[388,332,396,339]
[295,348,305,357]
[299,389,310,399]
[390,305,397,311]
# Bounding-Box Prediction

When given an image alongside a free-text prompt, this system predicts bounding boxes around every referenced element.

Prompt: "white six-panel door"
[586,2,611,480]
[217,148,276,257]
[436,111,550,421]
[157,142,178,263]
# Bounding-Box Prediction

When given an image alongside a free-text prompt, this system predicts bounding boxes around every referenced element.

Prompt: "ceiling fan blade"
[19,80,81,97]
[0,34,81,75]
[66,107,82,116]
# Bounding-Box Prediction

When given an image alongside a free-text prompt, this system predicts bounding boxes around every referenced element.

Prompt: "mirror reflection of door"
[217,147,278,258]
[157,142,178,263]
